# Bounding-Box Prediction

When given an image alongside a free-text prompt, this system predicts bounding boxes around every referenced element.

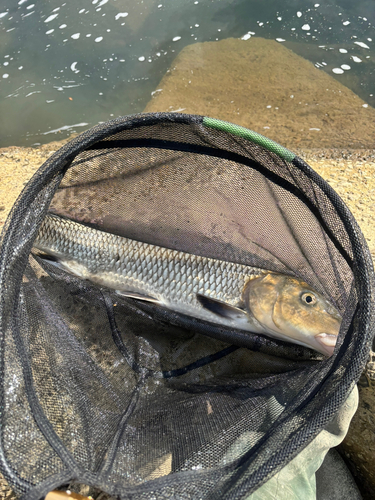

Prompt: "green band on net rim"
[203,116,295,162]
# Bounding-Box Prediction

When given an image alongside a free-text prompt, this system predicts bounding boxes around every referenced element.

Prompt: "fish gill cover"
[0,112,374,499]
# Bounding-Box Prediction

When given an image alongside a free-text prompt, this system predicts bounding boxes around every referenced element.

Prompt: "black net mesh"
[0,113,374,499]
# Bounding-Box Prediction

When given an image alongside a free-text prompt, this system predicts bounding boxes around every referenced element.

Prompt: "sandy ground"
[0,36,375,499]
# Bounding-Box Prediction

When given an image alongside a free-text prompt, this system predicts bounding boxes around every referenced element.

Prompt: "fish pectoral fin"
[115,290,164,306]
[32,251,71,272]
[196,294,246,319]
[32,249,58,262]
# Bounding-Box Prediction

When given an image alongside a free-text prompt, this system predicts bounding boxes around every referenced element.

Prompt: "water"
[0,0,374,148]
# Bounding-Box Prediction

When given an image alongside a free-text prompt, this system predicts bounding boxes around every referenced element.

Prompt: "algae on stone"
[144,37,375,150]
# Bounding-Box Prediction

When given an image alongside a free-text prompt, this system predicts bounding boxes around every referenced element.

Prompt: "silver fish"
[33,213,341,356]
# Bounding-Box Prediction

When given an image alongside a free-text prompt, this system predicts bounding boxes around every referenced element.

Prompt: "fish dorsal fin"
[196,294,246,319]
[116,290,164,306]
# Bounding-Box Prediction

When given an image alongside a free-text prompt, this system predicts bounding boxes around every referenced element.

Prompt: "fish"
[32,213,341,356]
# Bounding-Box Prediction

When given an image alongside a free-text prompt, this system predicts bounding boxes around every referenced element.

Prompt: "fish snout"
[315,333,338,356]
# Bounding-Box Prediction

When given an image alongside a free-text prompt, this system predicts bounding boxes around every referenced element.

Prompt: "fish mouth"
[315,333,337,356]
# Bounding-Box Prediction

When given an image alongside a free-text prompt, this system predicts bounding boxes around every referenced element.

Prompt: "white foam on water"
[354,41,370,49]
[339,48,347,53]
[341,64,350,70]
[71,33,80,39]
[46,100,55,103]
[70,62,79,72]
[95,36,103,42]
[115,12,128,20]
[351,56,362,63]
[44,13,58,23]
[42,123,89,135]
[61,84,81,88]
[172,36,181,41]
[302,24,310,30]
[332,68,344,74]
[25,91,41,97]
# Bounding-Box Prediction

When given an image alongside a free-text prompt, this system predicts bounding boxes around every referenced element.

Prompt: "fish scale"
[33,214,265,322]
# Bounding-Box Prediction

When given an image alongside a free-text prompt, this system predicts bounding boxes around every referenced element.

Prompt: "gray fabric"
[245,386,359,500]
[316,448,362,500]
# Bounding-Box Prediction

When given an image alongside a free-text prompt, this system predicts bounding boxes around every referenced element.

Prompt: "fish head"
[244,273,342,356]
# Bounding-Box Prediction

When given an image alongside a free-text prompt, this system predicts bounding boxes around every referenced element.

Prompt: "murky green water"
[0,0,373,147]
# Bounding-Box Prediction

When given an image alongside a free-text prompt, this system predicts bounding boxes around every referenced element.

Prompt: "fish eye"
[301,292,317,305]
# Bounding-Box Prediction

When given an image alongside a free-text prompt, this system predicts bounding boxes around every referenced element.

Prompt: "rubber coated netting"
[0,113,374,499]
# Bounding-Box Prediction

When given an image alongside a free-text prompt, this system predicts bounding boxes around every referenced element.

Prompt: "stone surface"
[144,37,375,149]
